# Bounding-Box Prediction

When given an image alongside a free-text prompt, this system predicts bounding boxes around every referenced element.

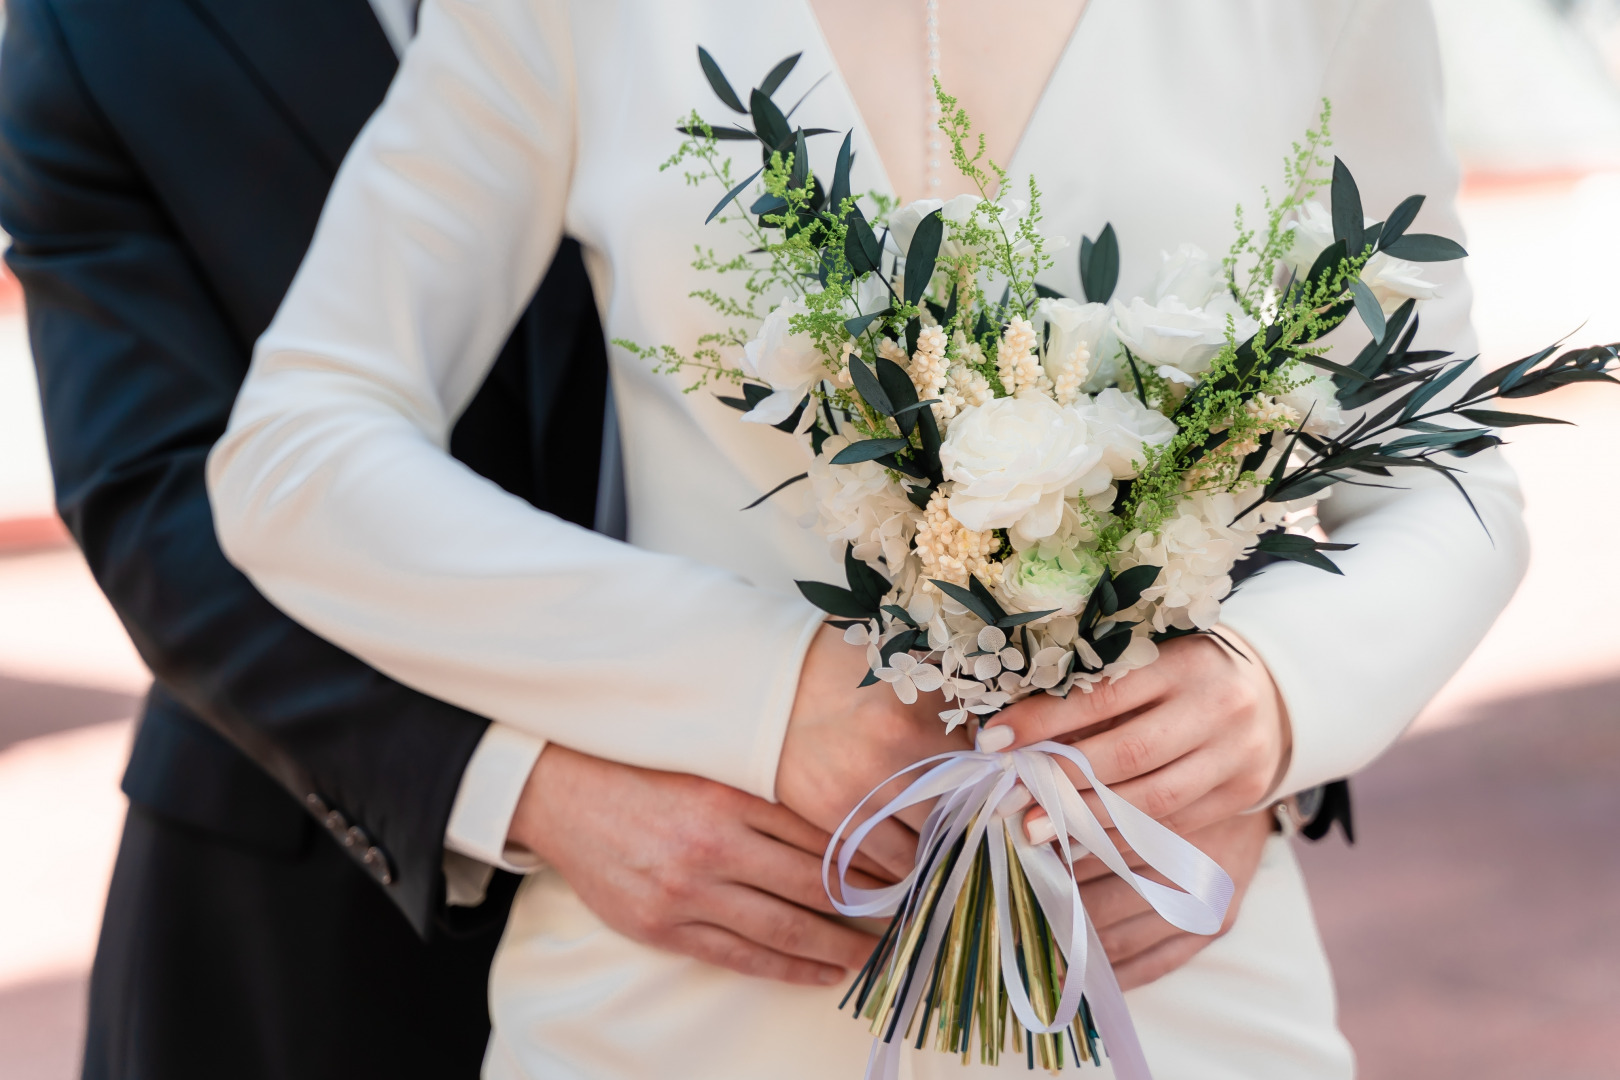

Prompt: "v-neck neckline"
[796,0,1098,204]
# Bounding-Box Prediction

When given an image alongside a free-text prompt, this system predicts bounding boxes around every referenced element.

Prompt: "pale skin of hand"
[505,627,964,987]
[507,743,896,987]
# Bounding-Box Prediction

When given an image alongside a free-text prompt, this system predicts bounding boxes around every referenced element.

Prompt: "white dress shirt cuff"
[444,722,547,872]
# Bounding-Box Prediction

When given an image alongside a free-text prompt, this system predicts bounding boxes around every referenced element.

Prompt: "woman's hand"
[983,631,1290,835]
[775,625,971,879]
[1076,810,1274,989]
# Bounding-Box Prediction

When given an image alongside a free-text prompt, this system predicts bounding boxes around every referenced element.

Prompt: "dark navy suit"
[0,0,609,1075]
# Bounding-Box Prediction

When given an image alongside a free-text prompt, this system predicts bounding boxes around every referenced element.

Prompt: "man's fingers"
[981,666,1168,750]
[712,884,879,972]
[662,923,851,987]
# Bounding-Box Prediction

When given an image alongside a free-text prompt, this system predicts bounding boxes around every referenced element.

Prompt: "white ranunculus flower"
[1283,201,1441,314]
[1275,373,1348,437]
[1035,297,1110,381]
[1111,293,1259,376]
[1070,388,1178,479]
[740,297,823,425]
[998,541,1105,618]
[939,394,1106,543]
[1150,243,1224,309]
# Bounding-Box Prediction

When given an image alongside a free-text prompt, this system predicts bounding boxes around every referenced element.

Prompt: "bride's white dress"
[205,0,1527,1076]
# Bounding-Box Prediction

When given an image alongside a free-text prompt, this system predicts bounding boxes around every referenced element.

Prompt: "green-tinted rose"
[1000,543,1104,618]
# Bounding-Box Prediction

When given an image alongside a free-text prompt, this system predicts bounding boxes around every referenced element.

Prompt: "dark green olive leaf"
[902,210,944,306]
[716,394,751,412]
[846,356,894,415]
[697,47,747,114]
[1299,353,1371,383]
[1034,283,1067,299]
[830,438,910,465]
[844,207,883,274]
[997,609,1059,629]
[1382,233,1467,262]
[1378,194,1425,251]
[843,308,890,337]
[707,166,764,224]
[1380,428,1489,454]
[1500,367,1620,397]
[1457,408,1571,428]
[844,545,892,611]
[1330,157,1366,254]
[1348,277,1386,343]
[1110,564,1161,610]
[748,89,792,157]
[1254,532,1355,575]
[757,52,801,99]
[828,132,854,212]
[1305,238,1348,288]
[914,407,943,484]
[1400,359,1471,420]
[796,580,875,619]
[968,575,1009,623]
[929,578,999,626]
[676,123,757,140]
[880,629,921,665]
[741,472,809,510]
[883,603,920,629]
[787,129,810,190]
[1080,223,1119,304]
[1476,344,1557,397]
[750,192,787,215]
[1093,626,1134,665]
[1447,434,1503,458]
[874,355,919,437]
[1095,573,1119,617]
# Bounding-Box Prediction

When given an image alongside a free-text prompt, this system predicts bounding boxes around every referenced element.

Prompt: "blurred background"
[2,1,1619,1077]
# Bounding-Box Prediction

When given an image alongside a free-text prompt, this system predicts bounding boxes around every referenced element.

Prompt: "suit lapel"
[178,0,399,175]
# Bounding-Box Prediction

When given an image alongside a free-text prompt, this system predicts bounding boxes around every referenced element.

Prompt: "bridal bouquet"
[622,48,1620,1078]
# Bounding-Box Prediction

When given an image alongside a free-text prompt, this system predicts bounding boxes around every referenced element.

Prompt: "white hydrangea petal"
[892,678,920,705]
[910,665,945,693]
[999,647,1025,671]
[973,654,1002,682]
[844,623,871,646]
[978,626,1007,653]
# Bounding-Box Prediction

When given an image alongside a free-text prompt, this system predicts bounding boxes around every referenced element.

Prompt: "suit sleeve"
[0,0,495,937]
[1220,0,1529,797]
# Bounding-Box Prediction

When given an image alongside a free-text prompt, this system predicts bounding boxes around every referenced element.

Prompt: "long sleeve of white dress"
[1215,0,1529,797]
[207,0,1527,809]
[205,0,824,801]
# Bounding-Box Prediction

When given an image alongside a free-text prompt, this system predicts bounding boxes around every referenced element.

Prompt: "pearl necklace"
[925,0,943,191]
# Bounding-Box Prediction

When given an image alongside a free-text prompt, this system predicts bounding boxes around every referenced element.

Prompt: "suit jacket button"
[362,846,394,886]
[343,825,368,849]
[324,810,348,835]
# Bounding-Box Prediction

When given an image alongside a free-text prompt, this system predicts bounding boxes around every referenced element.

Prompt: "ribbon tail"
[1081,915,1153,1080]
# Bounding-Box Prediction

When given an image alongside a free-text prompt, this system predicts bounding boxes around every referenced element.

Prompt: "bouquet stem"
[844,824,1103,1070]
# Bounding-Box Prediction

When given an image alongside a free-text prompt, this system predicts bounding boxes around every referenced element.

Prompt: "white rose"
[740,297,822,425]
[939,394,1108,542]
[1111,293,1258,376]
[1071,388,1178,479]
[1275,373,1348,438]
[1150,243,1224,308]
[1035,297,1110,382]
[1283,202,1441,315]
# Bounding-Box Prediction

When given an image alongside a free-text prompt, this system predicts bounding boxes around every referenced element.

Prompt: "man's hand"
[1074,810,1273,990]
[507,744,885,987]
[774,625,972,878]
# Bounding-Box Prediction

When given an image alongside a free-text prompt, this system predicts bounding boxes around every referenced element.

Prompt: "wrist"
[1215,625,1293,805]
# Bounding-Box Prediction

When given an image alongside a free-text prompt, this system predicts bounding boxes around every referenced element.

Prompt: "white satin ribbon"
[823,738,1235,1080]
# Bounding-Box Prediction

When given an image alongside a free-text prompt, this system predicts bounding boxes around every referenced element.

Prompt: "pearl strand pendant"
[925,0,943,191]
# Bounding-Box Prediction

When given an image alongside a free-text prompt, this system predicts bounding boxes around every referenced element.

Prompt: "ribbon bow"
[824,737,1235,1079]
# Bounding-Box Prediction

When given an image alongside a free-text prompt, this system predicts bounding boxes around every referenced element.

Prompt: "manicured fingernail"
[996,785,1032,817]
[1025,813,1058,845]
[977,725,1015,753]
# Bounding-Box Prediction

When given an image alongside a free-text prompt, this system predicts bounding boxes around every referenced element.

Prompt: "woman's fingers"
[1109,932,1214,992]
[981,664,1168,749]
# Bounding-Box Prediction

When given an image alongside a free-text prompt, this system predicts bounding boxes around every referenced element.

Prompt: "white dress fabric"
[205,0,1529,1076]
